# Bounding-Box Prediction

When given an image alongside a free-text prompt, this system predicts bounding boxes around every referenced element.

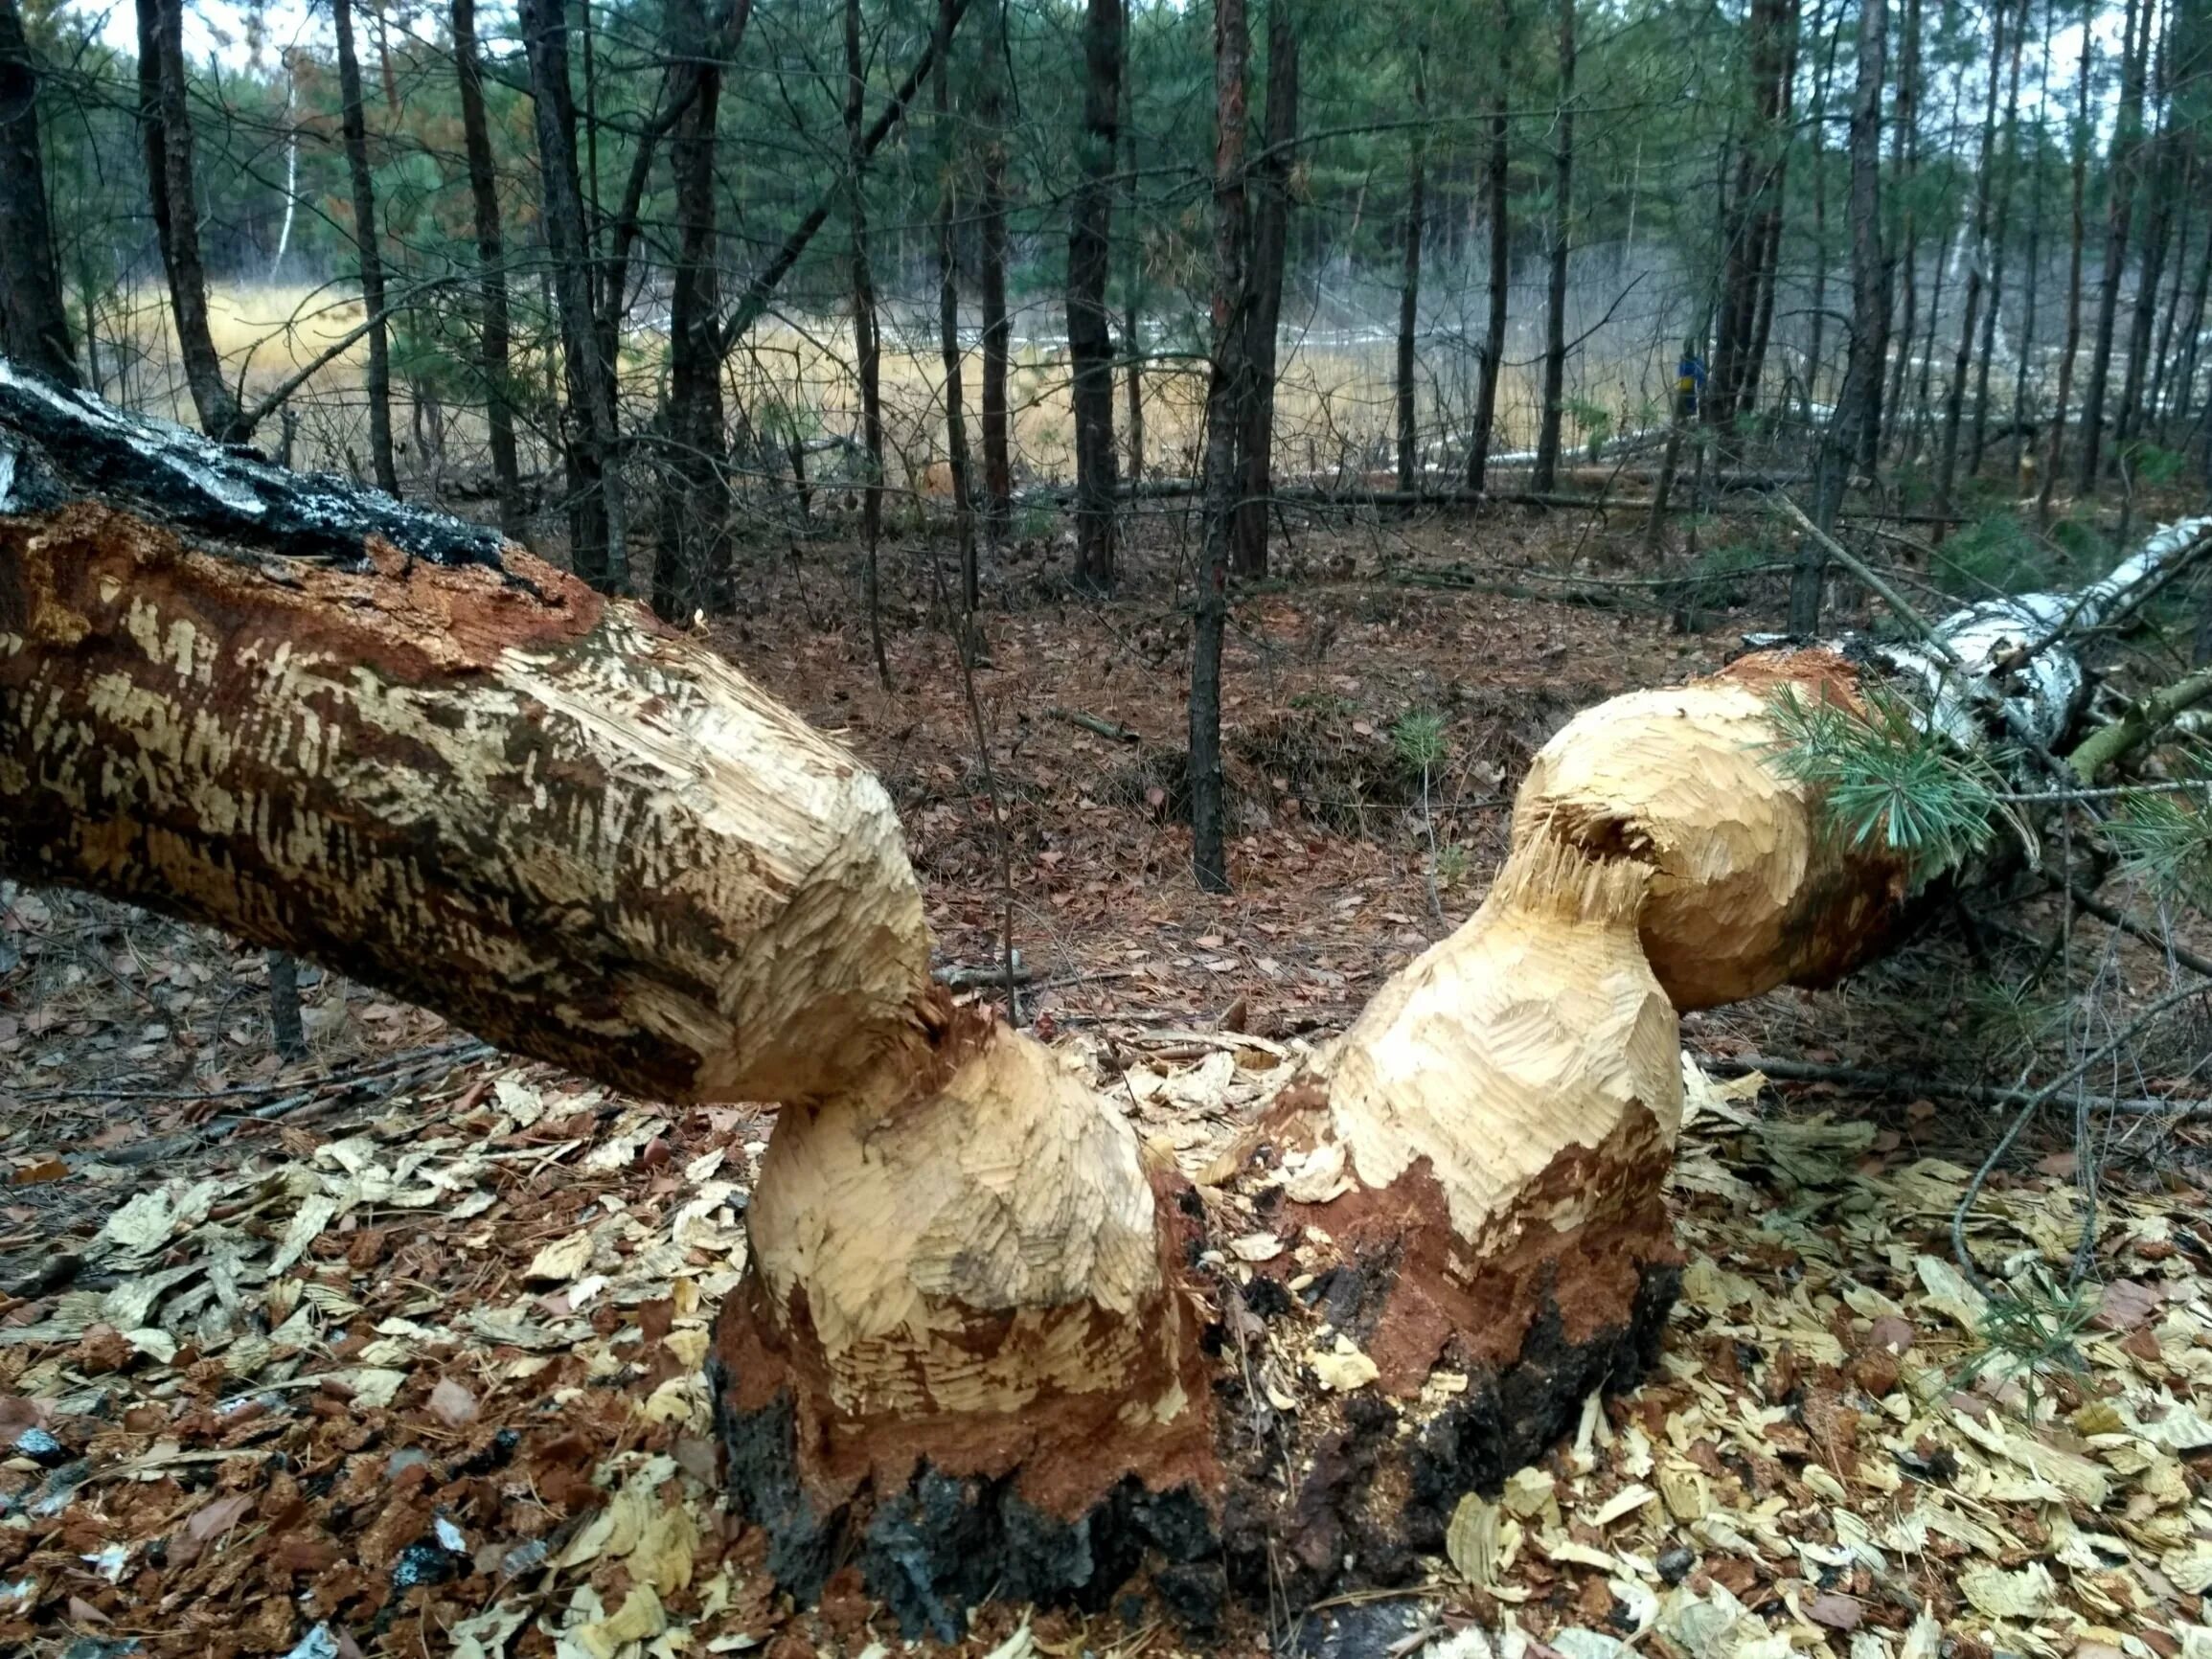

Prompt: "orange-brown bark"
[0,503,931,1105]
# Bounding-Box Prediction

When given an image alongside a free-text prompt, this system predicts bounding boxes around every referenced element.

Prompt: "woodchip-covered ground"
[2,505,2209,1659]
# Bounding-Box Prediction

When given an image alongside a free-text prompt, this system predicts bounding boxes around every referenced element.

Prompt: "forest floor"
[1,501,2210,1659]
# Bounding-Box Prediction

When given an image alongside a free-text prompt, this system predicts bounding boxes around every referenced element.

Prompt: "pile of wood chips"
[0,1037,2207,1659]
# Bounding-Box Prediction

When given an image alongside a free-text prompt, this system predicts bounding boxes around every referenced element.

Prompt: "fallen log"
[4,365,2201,1635]
[0,363,1212,1631]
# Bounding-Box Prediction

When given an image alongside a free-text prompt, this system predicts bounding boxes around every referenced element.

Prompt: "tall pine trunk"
[2079,0,2147,494]
[1531,0,1573,493]
[978,0,1012,544]
[847,0,888,684]
[934,0,978,625]
[1068,0,1121,592]
[2113,129,2175,465]
[1881,0,1921,463]
[1969,0,2026,481]
[1935,0,2006,513]
[1232,0,1296,576]
[135,0,243,440]
[1192,0,1248,896]
[1121,45,1144,487]
[656,0,741,619]
[1395,50,1426,491]
[0,0,76,386]
[518,0,627,591]
[1802,0,1884,622]
[332,0,398,495]
[2039,0,2093,526]
[452,0,525,539]
[1740,0,1795,425]
[2007,29,2049,485]
[1466,3,1511,490]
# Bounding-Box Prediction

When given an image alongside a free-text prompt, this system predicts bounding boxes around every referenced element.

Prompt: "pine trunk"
[847,0,888,685]
[1936,0,2006,513]
[1192,0,1248,896]
[1233,0,1296,577]
[0,0,76,387]
[1532,0,1574,493]
[2079,0,2147,494]
[134,0,244,441]
[978,0,1012,545]
[1467,7,1511,492]
[1068,0,1122,593]
[2039,0,2093,525]
[518,0,627,592]
[1395,52,1425,492]
[1802,0,1883,617]
[452,0,526,541]
[656,0,741,620]
[332,0,397,496]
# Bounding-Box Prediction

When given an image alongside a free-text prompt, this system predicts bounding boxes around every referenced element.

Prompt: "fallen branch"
[2067,666,2212,781]
[2062,879,2212,979]
[1048,705,1142,742]
[1705,1051,2212,1118]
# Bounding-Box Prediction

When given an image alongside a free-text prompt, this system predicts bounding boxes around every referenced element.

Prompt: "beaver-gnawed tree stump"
[7,364,2194,1641]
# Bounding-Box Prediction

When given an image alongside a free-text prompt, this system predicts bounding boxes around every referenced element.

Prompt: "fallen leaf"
[1806,1594,1863,1631]
[1446,1492,1499,1587]
[427,1376,478,1428]
[525,1231,595,1284]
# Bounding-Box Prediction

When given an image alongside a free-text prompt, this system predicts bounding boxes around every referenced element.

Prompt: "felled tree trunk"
[0,364,1213,1633]
[12,372,2206,1635]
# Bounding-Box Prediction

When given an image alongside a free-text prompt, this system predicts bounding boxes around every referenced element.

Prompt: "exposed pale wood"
[0,503,929,1107]
[1517,653,1909,1010]
[729,1008,1210,1507]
